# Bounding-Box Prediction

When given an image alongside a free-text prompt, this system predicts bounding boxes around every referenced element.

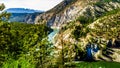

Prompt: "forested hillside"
[0,4,53,68]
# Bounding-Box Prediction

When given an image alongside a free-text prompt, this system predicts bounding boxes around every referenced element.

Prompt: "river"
[48,28,59,43]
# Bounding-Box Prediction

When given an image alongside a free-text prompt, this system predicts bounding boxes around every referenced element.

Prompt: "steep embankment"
[35,0,120,27]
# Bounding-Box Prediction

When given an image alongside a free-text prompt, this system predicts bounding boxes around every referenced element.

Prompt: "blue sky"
[0,0,63,11]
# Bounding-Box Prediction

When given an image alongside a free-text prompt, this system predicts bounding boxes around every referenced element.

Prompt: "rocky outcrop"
[35,0,120,27]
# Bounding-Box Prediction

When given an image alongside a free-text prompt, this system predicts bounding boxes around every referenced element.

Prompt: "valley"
[0,0,120,68]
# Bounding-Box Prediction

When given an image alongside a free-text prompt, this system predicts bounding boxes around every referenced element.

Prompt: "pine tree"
[0,3,11,22]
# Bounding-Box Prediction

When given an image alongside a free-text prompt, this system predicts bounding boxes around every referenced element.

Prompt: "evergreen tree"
[0,3,11,22]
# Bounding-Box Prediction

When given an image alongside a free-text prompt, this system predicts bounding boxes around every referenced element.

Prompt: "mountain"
[9,13,42,24]
[34,0,120,62]
[35,0,120,27]
[55,9,120,62]
[1,0,120,67]
[6,8,43,13]
[6,8,43,23]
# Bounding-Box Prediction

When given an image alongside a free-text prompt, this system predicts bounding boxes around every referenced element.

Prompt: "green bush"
[2,58,35,68]
[77,16,93,25]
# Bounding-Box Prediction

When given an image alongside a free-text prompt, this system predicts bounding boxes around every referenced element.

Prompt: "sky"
[0,0,63,11]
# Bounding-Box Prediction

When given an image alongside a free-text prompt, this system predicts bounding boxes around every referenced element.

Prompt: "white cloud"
[0,0,63,11]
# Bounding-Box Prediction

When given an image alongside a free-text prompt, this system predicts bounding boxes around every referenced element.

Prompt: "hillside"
[35,0,120,27]
[54,6,120,62]
[0,0,120,68]
[34,0,120,62]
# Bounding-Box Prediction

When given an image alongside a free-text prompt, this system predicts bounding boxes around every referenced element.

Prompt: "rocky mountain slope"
[54,9,120,62]
[35,0,120,27]
[36,0,120,62]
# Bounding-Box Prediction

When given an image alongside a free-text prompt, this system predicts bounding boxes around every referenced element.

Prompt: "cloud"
[0,0,63,11]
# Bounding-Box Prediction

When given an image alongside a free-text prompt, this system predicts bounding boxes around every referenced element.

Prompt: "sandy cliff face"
[35,0,120,27]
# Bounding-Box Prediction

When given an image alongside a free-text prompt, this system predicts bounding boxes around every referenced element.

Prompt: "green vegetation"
[0,4,54,68]
[72,8,120,40]
[77,8,120,26]
[68,61,120,68]
[2,58,35,68]
[0,4,11,22]
[0,22,53,68]
[94,0,120,6]
[77,16,93,25]
[72,25,90,40]
[1,1,120,68]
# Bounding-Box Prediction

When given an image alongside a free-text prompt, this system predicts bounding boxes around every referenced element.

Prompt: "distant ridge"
[5,8,44,13]
[4,8,43,24]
